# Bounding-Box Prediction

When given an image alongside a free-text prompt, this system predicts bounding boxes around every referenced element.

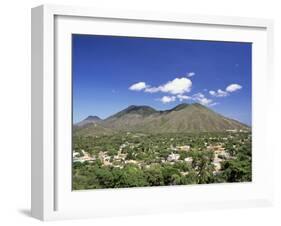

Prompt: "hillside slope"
[74,103,250,136]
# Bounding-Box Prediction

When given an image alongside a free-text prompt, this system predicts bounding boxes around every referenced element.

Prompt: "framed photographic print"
[31,4,274,221]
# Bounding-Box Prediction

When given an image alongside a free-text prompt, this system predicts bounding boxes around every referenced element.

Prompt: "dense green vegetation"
[72,132,251,190]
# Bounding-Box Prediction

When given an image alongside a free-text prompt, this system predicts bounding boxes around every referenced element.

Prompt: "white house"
[167,153,180,162]
[184,157,193,163]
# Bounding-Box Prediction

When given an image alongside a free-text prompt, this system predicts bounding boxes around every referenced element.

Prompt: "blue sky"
[72,34,252,125]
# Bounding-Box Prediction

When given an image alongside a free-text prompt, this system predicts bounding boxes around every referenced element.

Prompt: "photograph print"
[72,34,252,190]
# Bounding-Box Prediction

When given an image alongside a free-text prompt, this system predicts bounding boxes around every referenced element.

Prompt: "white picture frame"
[31,4,274,221]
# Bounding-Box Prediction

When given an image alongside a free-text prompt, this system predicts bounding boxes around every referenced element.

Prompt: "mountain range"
[74,103,250,136]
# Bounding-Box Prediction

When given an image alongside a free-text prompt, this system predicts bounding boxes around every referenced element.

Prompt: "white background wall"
[0,0,280,225]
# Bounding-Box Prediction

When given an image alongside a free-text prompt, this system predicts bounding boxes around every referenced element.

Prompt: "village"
[73,135,237,174]
[72,131,251,189]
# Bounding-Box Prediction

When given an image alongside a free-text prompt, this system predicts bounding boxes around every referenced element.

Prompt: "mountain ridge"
[74,103,250,136]
[106,105,157,119]
[75,115,102,127]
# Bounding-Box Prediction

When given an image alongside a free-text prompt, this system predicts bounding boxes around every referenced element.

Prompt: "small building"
[73,150,96,163]
[125,160,138,164]
[180,172,189,176]
[226,129,238,133]
[167,153,180,162]
[177,145,190,151]
[213,162,222,171]
[184,157,193,163]
[73,151,80,158]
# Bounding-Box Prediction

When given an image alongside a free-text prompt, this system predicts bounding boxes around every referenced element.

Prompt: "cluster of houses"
[166,145,191,162]
[165,143,231,171]
[73,150,96,163]
[73,142,232,173]
[208,144,230,171]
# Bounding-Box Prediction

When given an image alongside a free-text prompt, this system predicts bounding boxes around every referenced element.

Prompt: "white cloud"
[193,92,204,99]
[187,72,195,77]
[160,78,192,94]
[144,86,160,93]
[198,98,213,106]
[177,94,191,102]
[130,78,242,107]
[129,82,147,91]
[144,77,192,95]
[160,96,176,104]
[226,84,242,92]
[208,83,242,99]
[209,90,216,96]
[217,89,228,96]
[209,102,219,107]
[209,89,228,97]
[192,92,214,106]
